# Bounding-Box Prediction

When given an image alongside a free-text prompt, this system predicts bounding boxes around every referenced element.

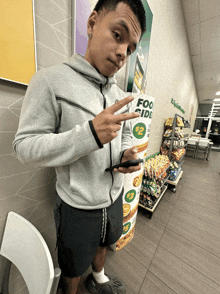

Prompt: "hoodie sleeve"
[13,71,101,167]
[121,119,133,152]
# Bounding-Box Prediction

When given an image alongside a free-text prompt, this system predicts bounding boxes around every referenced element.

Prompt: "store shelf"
[139,184,168,218]
[166,170,183,186]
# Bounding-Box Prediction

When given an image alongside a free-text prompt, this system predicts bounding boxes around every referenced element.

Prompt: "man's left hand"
[114,147,142,174]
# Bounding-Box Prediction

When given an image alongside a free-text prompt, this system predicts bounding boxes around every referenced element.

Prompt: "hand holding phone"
[105,159,144,172]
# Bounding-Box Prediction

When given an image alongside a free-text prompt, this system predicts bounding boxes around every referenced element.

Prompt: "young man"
[13,0,146,293]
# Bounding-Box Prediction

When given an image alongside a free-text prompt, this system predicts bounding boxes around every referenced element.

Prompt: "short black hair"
[94,0,146,38]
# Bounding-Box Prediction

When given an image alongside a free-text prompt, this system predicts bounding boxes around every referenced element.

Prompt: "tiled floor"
[78,150,220,294]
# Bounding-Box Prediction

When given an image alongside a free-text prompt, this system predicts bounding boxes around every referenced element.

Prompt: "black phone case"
[105,159,144,172]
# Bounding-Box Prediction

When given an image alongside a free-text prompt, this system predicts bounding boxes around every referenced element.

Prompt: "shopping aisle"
[79,150,220,294]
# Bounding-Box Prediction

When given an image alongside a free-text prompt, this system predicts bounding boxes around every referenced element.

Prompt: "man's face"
[85,2,142,77]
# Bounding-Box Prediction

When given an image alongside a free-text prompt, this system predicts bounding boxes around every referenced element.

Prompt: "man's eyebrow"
[116,20,137,50]
[117,20,129,34]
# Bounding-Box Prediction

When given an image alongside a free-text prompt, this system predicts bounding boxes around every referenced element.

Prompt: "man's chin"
[98,64,118,77]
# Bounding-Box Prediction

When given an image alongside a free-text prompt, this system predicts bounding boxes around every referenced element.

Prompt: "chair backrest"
[199,138,210,141]
[198,140,209,147]
[187,138,198,145]
[0,212,60,294]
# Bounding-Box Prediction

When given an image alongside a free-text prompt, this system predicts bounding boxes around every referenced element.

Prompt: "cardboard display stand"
[111,93,154,251]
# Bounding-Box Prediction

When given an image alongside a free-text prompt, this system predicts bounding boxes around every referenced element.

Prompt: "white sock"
[92,268,110,284]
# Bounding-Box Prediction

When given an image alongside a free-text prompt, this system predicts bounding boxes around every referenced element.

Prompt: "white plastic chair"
[199,138,210,142]
[186,138,199,157]
[195,140,209,160]
[0,212,61,294]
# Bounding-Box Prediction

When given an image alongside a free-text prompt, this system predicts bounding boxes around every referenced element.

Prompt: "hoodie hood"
[64,54,117,86]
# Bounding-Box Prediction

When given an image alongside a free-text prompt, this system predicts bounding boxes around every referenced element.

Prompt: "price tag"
[125,190,136,203]
[133,123,146,139]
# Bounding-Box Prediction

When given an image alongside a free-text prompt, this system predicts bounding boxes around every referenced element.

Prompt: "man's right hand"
[92,96,140,145]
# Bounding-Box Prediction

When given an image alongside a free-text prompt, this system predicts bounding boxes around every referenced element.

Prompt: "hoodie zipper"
[100,84,114,204]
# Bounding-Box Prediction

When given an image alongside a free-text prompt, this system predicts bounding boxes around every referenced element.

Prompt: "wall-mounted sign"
[0,0,36,85]
[171,98,185,114]
[72,0,91,55]
[126,0,153,93]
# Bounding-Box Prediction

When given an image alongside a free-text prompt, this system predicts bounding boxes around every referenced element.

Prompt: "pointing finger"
[113,111,140,123]
[107,96,134,114]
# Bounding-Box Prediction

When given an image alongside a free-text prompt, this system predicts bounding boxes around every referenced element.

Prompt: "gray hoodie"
[13,54,132,209]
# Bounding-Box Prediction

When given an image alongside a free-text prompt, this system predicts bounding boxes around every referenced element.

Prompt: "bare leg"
[61,276,81,294]
[92,246,107,272]
[61,246,107,293]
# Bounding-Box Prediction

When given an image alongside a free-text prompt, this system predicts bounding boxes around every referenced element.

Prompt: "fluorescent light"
[216,91,220,95]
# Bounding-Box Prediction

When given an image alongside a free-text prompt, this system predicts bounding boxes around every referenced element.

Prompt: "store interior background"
[0,0,219,292]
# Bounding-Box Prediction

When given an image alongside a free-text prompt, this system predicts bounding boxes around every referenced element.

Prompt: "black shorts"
[54,191,123,278]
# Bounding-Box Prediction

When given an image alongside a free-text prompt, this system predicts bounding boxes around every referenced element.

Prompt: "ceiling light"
[215,91,220,96]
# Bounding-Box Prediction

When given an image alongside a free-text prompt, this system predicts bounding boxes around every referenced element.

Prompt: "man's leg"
[91,246,109,283]
[60,276,81,294]
[92,246,107,272]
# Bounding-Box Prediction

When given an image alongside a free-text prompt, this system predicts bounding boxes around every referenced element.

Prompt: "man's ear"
[87,11,98,36]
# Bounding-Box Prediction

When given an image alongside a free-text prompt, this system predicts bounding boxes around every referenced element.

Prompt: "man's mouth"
[109,59,119,69]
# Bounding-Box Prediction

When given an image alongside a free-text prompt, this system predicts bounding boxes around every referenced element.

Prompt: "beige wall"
[0,0,198,292]
[145,0,198,157]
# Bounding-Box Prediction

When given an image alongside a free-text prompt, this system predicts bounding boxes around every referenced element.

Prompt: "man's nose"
[116,44,127,61]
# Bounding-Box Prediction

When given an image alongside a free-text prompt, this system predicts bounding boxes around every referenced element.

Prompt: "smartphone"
[105,159,144,172]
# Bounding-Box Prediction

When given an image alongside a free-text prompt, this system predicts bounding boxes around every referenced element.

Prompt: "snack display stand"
[139,184,168,219]
[138,114,190,218]
[139,154,170,218]
[161,114,189,192]
[166,170,183,192]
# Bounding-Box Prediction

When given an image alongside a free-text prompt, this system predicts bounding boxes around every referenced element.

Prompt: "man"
[13,0,146,293]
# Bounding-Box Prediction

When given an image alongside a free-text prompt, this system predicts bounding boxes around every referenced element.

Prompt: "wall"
[0,0,198,292]
[142,0,199,157]
[0,0,72,293]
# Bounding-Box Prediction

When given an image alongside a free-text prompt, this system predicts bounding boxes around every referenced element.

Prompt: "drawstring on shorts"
[101,208,107,244]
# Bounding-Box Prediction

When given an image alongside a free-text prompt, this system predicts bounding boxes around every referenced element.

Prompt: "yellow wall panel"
[0,0,36,85]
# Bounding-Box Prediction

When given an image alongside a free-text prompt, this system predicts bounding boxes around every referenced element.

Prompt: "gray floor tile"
[149,246,220,294]
[170,207,220,239]
[139,271,176,294]
[123,229,157,269]
[180,177,217,195]
[104,248,148,294]
[135,213,165,245]
[182,170,216,185]
[159,229,220,285]
[177,186,219,212]
[148,206,171,227]
[166,212,220,257]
